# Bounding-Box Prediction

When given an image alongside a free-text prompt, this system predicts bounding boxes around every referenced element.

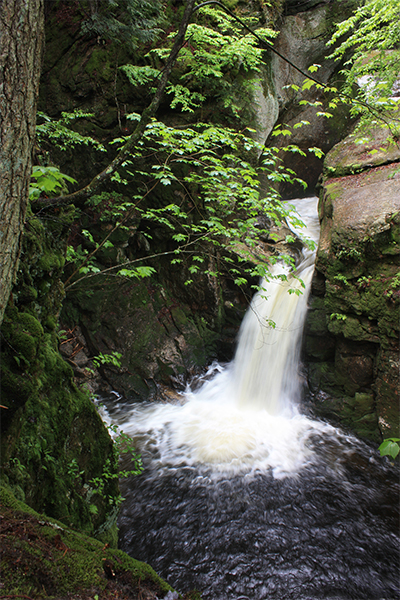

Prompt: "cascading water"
[100,197,399,600]
[109,197,326,474]
[229,196,319,415]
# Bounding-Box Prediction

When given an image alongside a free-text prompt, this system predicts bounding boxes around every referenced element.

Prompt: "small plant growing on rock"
[379,438,400,460]
[333,274,350,286]
[356,275,372,290]
[92,352,123,369]
[330,313,347,321]
[88,422,143,511]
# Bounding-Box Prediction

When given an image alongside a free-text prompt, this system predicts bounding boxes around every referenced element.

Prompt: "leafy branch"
[62,118,307,294]
[34,0,198,208]
[197,0,400,133]
[63,181,158,288]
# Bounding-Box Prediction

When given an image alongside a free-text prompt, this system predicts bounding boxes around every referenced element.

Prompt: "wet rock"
[375,347,400,438]
[334,339,376,396]
[62,277,220,400]
[307,125,400,440]
[251,77,279,147]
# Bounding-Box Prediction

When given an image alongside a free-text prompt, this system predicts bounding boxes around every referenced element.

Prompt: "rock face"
[305,126,400,441]
[62,272,226,400]
[269,0,358,197]
[0,209,119,541]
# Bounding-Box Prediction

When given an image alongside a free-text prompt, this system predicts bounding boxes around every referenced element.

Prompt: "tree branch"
[35,0,398,212]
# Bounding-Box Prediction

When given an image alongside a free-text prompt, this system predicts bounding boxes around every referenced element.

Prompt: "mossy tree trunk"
[0,0,44,325]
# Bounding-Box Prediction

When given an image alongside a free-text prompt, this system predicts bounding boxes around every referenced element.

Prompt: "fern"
[80,0,164,50]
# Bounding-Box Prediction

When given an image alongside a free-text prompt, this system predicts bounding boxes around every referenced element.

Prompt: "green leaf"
[120,64,160,87]
[234,277,247,286]
[30,165,77,199]
[316,111,333,118]
[379,439,400,459]
[136,266,156,278]
[308,147,325,159]
[172,234,187,242]
[117,266,155,279]
[293,120,310,129]
[302,79,315,91]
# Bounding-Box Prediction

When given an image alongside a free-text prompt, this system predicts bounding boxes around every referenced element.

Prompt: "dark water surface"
[117,426,399,600]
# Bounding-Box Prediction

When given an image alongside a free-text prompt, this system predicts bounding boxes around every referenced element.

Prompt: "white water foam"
[104,197,338,476]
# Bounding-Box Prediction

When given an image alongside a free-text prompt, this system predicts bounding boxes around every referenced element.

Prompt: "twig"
[63,181,158,287]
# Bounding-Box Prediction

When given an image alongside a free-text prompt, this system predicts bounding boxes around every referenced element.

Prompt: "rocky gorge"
[1,0,399,597]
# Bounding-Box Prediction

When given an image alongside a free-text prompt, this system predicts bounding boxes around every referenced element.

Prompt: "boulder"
[324,124,400,177]
[61,274,222,401]
[306,128,400,441]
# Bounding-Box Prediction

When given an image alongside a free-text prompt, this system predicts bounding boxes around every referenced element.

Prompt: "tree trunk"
[0,0,44,325]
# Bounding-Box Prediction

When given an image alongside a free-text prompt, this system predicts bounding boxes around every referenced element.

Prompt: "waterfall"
[107,196,330,476]
[114,200,399,600]
[230,196,320,415]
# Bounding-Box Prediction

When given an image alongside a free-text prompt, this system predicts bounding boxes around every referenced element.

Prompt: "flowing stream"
[100,197,399,599]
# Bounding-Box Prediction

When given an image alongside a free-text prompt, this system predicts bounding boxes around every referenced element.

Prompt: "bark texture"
[0,0,44,325]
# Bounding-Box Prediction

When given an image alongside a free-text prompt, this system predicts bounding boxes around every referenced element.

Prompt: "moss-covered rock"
[1,204,120,542]
[310,389,380,442]
[0,484,179,600]
[62,273,220,400]
[323,121,400,179]
[306,127,400,441]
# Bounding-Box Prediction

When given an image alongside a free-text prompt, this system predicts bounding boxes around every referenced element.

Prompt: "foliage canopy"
[122,5,277,123]
[328,0,400,127]
[79,0,164,50]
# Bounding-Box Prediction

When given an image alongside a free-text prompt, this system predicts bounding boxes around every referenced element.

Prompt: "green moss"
[38,250,64,272]
[1,208,120,538]
[221,0,239,8]
[1,368,36,401]
[327,315,365,340]
[0,483,37,514]
[324,262,399,344]
[0,483,175,599]
[311,389,380,442]
[308,361,337,393]
[306,307,329,336]
[1,310,43,365]
[17,312,45,337]
[44,315,57,330]
[85,46,114,82]
[17,285,38,304]
[3,380,119,537]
